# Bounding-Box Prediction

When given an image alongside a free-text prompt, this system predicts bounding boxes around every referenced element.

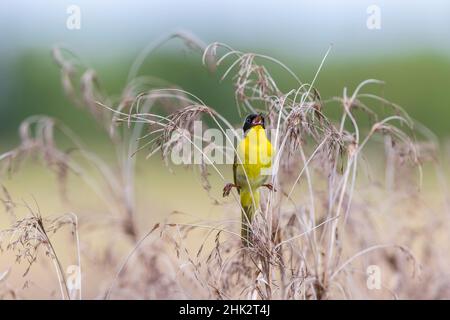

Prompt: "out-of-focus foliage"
[1,50,449,149]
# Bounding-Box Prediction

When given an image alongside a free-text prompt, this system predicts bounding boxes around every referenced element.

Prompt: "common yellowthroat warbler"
[223,114,275,245]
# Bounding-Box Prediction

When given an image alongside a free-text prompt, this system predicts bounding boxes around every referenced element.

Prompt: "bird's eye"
[246,118,252,123]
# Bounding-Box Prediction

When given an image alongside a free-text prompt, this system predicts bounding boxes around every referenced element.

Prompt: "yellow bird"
[223,114,275,245]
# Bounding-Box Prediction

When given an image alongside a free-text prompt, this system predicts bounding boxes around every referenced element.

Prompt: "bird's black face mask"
[243,114,265,133]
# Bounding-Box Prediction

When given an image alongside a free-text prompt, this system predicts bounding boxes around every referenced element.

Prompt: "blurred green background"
[1,0,449,149]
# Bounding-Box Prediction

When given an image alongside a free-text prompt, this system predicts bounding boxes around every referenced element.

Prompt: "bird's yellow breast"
[235,125,273,190]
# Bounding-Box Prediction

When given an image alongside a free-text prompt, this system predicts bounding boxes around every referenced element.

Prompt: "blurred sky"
[1,0,450,59]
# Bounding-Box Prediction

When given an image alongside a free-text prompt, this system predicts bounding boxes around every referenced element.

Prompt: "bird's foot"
[263,183,277,192]
[223,183,240,197]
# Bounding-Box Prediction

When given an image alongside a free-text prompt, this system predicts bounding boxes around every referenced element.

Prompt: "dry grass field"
[0,33,449,300]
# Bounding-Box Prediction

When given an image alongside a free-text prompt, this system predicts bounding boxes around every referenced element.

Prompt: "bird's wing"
[233,153,239,194]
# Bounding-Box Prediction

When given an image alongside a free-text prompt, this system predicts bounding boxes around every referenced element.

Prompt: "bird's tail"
[240,189,259,246]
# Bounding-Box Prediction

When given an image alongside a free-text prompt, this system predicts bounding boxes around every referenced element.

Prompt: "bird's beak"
[252,115,263,126]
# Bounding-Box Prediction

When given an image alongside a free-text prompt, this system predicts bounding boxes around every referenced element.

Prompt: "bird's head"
[243,113,265,133]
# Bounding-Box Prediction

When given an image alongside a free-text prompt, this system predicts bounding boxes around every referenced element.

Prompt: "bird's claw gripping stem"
[263,183,276,192]
[223,183,240,197]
